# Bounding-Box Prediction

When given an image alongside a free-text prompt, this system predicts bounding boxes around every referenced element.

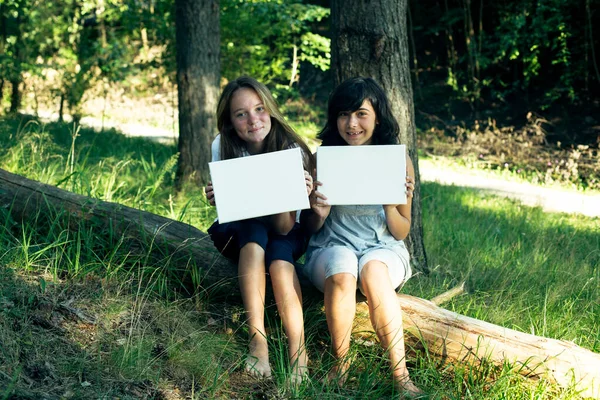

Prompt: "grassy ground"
[0,115,598,399]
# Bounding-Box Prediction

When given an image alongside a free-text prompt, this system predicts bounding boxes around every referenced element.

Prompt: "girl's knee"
[269,259,294,275]
[327,272,357,290]
[240,242,265,257]
[359,260,389,290]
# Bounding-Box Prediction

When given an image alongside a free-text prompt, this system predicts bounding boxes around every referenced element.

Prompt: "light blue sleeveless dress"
[303,204,412,293]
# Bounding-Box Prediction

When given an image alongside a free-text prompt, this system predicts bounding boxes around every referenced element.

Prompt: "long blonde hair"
[216,76,315,171]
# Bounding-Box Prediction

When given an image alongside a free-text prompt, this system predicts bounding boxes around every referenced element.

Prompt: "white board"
[209,147,310,223]
[316,145,407,205]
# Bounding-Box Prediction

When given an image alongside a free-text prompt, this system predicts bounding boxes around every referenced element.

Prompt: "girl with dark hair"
[317,76,400,147]
[204,77,314,382]
[302,77,422,395]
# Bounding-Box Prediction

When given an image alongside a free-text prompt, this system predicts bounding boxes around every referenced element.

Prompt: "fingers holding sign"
[204,182,216,206]
[304,170,314,196]
[405,174,415,199]
[310,181,331,220]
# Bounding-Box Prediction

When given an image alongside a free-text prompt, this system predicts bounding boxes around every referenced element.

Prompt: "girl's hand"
[204,181,216,206]
[405,174,415,199]
[384,175,415,210]
[310,181,331,219]
[304,170,314,195]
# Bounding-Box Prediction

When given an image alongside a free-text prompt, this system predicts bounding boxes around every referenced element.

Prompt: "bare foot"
[325,358,351,386]
[245,337,271,378]
[395,377,424,398]
[289,354,308,386]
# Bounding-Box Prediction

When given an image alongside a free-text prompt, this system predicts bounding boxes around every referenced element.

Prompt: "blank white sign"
[317,145,407,205]
[209,147,309,224]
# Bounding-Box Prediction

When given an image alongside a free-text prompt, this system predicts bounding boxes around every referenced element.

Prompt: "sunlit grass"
[414,183,599,352]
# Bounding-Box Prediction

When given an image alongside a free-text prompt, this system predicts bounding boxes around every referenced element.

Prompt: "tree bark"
[330,0,428,272]
[174,0,220,188]
[0,3,6,112]
[9,74,21,115]
[2,167,599,396]
[9,11,22,114]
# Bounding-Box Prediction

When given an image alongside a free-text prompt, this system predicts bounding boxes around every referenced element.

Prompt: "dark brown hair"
[318,77,400,146]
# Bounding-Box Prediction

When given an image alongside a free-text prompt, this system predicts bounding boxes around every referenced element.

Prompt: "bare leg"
[323,272,357,385]
[360,261,421,396]
[270,260,307,384]
[238,242,271,378]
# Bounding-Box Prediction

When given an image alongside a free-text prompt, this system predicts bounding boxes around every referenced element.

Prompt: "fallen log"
[0,167,238,288]
[355,296,600,398]
[1,167,599,397]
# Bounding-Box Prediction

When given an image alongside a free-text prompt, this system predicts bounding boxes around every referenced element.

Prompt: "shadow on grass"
[0,259,243,399]
[0,114,177,163]
[0,264,163,399]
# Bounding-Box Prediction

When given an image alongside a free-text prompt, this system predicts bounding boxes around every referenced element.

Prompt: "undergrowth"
[418,113,600,191]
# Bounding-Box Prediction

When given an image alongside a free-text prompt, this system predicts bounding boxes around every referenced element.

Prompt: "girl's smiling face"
[336,100,378,146]
[230,87,272,154]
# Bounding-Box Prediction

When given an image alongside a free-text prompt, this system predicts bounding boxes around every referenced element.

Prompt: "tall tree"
[330,0,428,271]
[174,0,220,187]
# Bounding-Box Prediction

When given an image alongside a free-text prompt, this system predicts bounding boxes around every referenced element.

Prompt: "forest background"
[1,0,599,190]
[1,0,600,399]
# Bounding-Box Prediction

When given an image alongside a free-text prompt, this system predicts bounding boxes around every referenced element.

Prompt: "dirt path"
[419,160,600,218]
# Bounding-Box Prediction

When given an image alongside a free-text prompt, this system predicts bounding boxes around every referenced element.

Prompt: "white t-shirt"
[211,134,250,162]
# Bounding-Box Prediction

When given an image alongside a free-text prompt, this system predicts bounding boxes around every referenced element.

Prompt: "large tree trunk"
[330,0,428,272]
[0,3,6,112]
[1,167,599,397]
[8,11,22,115]
[174,0,220,188]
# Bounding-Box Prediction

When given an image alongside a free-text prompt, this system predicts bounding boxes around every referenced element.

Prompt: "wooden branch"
[430,281,466,306]
[1,167,599,397]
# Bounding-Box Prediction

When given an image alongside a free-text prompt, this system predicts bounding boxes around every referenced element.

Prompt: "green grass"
[0,114,598,399]
[416,184,599,348]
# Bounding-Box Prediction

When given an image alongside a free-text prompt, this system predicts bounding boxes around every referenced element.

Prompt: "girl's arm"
[383,155,415,241]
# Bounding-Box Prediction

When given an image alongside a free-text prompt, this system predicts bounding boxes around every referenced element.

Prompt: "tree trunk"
[0,3,6,112]
[443,0,458,81]
[9,77,21,114]
[1,167,599,397]
[174,0,220,188]
[9,11,22,114]
[330,0,428,273]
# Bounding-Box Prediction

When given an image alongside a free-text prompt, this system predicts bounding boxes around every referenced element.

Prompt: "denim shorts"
[207,218,306,266]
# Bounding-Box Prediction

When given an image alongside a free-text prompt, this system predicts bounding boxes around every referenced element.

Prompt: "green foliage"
[220,0,330,87]
[412,0,598,112]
